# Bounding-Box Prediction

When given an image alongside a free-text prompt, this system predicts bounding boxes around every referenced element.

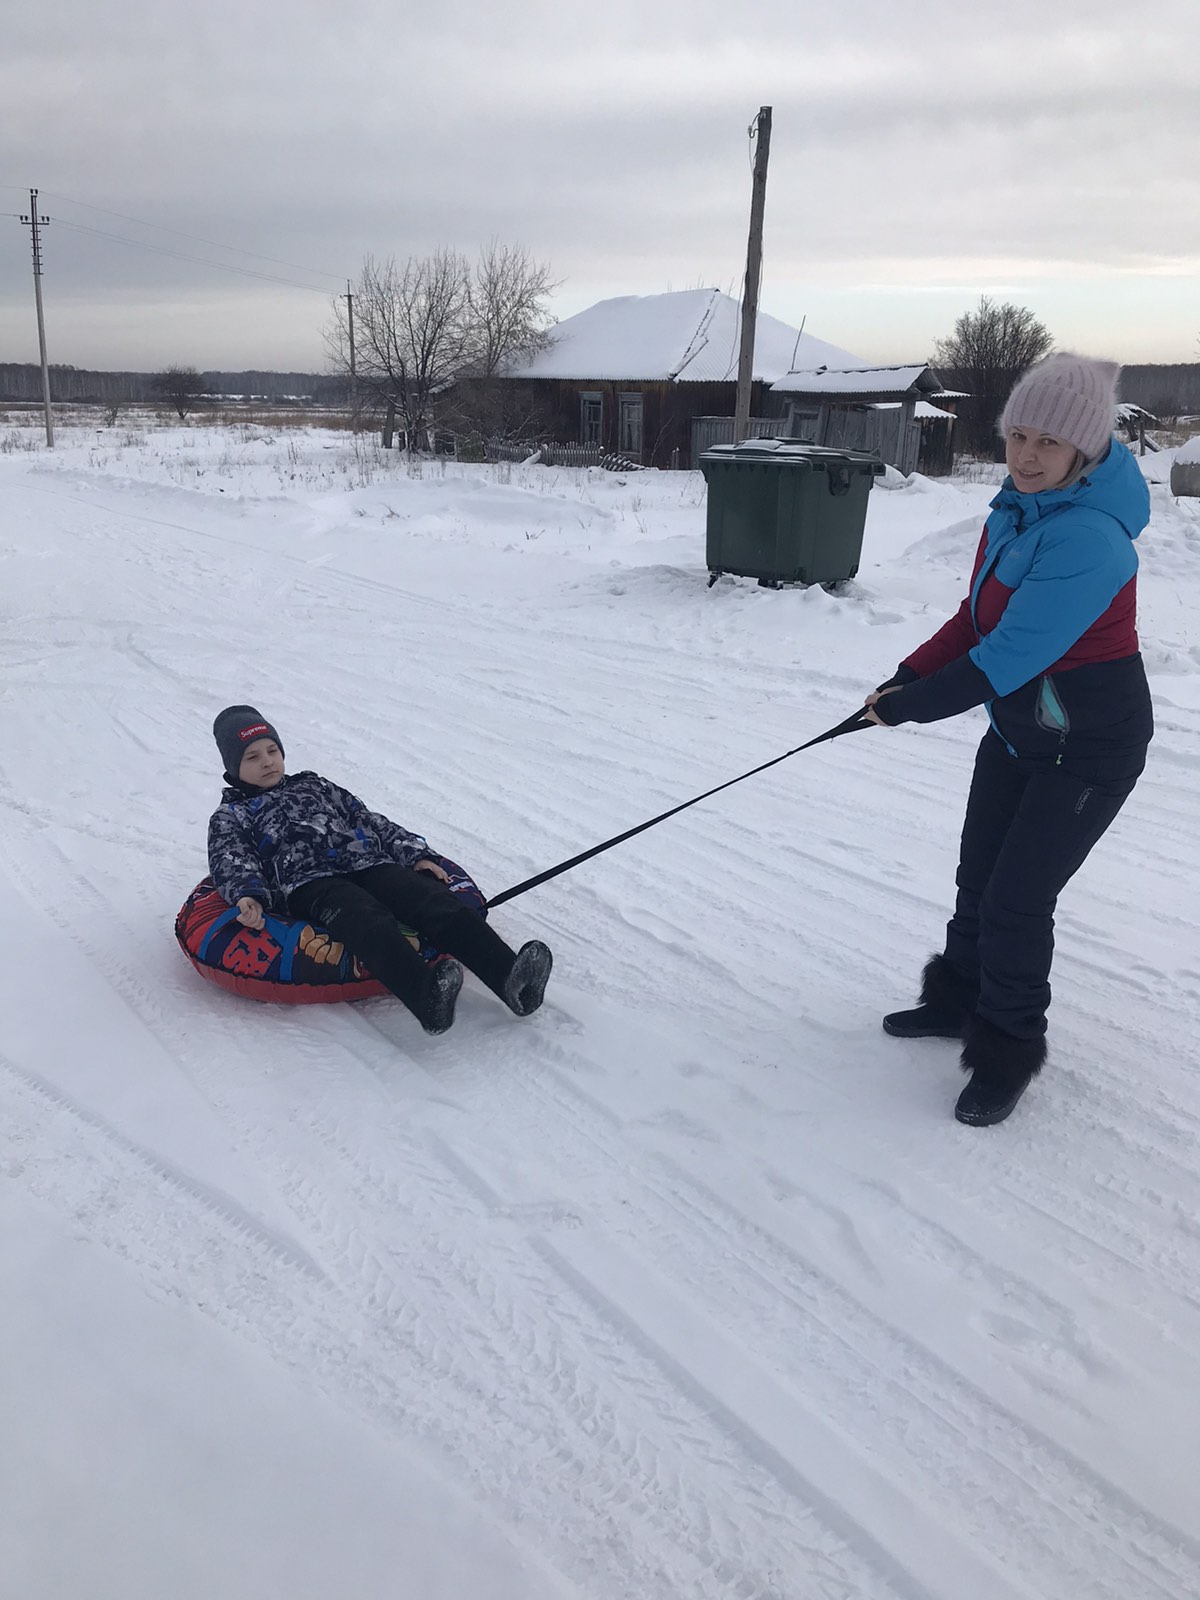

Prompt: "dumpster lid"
[700,438,884,472]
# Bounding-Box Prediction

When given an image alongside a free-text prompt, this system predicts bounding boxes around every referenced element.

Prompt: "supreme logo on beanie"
[213,705,284,777]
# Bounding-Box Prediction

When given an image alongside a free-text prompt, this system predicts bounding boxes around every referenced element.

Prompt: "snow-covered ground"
[2,419,1199,1600]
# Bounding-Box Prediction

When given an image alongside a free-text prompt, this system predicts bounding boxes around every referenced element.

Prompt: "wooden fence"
[534,442,605,468]
[814,407,922,475]
[692,406,927,475]
[689,416,784,465]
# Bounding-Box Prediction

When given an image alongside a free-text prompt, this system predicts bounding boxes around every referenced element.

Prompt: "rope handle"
[487,707,872,909]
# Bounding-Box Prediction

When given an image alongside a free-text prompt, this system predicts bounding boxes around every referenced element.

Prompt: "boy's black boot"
[955,1014,1046,1126]
[883,954,977,1039]
[503,941,553,1017]
[418,958,464,1035]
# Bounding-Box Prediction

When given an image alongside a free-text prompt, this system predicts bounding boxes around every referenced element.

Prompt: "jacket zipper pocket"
[1034,676,1070,763]
[1035,676,1069,734]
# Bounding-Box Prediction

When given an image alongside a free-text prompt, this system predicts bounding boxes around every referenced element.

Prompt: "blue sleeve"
[968,513,1136,697]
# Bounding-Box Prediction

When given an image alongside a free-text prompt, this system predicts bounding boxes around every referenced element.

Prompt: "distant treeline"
[935,362,1200,452]
[1117,364,1200,418]
[0,364,349,406]
[4,358,1198,421]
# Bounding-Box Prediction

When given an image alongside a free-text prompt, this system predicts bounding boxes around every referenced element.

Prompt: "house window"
[580,391,603,445]
[618,393,643,456]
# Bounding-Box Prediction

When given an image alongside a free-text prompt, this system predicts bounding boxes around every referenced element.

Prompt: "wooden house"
[490,289,873,468]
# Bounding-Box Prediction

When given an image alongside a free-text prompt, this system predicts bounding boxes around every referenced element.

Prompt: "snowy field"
[2,418,1199,1600]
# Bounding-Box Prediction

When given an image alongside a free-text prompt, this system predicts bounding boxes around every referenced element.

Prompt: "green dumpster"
[699,439,884,587]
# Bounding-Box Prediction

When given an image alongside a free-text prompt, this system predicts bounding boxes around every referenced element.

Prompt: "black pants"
[287,864,517,1017]
[943,731,1139,1040]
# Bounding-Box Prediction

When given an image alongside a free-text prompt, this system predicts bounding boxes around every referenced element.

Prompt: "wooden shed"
[770,365,949,476]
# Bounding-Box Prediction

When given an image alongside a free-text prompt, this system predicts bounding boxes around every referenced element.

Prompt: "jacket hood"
[991,438,1150,541]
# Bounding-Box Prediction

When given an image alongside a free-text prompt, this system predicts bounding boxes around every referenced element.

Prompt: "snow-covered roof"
[772,364,942,397]
[873,400,958,421]
[501,289,872,384]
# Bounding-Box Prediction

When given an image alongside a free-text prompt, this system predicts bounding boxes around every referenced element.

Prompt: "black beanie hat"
[213,705,284,777]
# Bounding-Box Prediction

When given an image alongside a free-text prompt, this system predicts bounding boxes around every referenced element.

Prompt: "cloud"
[2,0,1196,367]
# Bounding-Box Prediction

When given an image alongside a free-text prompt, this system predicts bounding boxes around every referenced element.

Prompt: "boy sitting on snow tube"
[199,705,552,1032]
[175,853,482,1005]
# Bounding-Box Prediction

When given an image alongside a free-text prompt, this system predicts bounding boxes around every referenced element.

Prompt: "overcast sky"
[2,0,1196,374]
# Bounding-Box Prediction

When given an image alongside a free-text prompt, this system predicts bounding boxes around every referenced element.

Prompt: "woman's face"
[1005,426,1081,493]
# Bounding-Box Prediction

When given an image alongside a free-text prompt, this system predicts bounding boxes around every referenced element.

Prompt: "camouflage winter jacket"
[207,770,430,911]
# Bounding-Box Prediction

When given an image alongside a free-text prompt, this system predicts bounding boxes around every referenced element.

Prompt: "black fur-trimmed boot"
[955,1014,1046,1126]
[883,955,977,1039]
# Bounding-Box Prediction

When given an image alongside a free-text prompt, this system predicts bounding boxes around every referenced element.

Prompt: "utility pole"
[19,189,54,447]
[734,107,772,444]
[344,280,357,425]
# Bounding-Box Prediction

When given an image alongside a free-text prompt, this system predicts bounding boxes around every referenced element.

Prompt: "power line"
[40,189,344,283]
[51,217,334,295]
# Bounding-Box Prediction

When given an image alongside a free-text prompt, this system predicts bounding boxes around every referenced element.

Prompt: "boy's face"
[238,737,285,789]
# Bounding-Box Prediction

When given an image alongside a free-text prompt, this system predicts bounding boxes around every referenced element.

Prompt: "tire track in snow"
[20,468,1187,1030]
[269,1082,904,1600]
[3,822,910,1600]
[0,1053,331,1286]
[10,453,1199,1599]
[421,1037,1200,1600]
[12,494,1196,1337]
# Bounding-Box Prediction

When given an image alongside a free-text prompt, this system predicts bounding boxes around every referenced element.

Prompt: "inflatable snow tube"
[175,857,488,1005]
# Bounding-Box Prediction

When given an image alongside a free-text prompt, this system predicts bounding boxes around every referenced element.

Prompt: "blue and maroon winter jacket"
[875,440,1153,770]
[207,770,431,910]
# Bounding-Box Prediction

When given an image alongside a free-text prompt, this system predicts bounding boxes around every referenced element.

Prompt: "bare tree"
[326,243,558,450]
[933,296,1053,457]
[326,252,473,449]
[468,240,558,377]
[152,365,208,421]
[438,243,559,447]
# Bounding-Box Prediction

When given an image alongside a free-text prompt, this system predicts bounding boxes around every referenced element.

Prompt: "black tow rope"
[487,707,873,909]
